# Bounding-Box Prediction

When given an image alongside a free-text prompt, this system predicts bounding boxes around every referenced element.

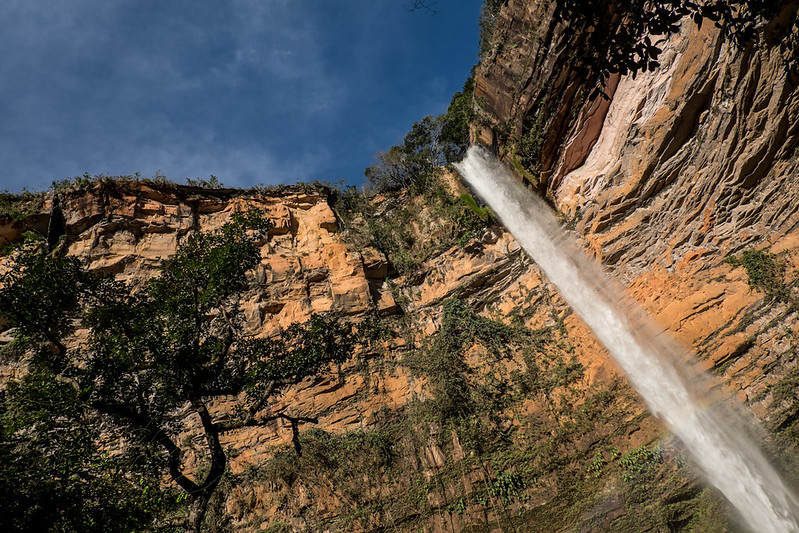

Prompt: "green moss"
[725,249,790,303]
[459,193,493,222]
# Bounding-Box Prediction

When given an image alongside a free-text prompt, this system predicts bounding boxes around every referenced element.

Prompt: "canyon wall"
[1,179,661,531]
[2,1,799,531]
[475,0,799,431]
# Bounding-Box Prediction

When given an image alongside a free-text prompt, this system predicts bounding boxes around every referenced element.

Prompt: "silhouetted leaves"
[552,0,784,94]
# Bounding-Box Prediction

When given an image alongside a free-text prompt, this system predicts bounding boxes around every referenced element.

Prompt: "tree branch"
[405,0,437,14]
[218,411,318,455]
[92,399,202,495]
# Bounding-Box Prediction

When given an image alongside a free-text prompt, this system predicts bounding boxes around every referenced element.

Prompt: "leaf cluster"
[0,367,176,532]
[244,314,354,402]
[478,0,509,58]
[0,246,91,363]
[334,179,491,276]
[365,78,475,194]
[407,298,551,420]
[554,0,784,96]
[724,248,790,303]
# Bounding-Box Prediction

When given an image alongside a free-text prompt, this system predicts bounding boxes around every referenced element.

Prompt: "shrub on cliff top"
[365,77,474,194]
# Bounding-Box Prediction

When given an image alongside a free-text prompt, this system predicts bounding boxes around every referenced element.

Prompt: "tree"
[0,211,355,531]
[0,364,175,532]
[365,115,444,193]
[364,78,475,194]
[438,77,476,163]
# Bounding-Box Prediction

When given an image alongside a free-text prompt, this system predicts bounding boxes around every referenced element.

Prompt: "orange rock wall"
[476,0,799,424]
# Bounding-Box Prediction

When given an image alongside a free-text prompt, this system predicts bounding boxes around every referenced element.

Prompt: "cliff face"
[1,180,654,531]
[476,0,799,272]
[476,0,799,422]
[2,2,799,531]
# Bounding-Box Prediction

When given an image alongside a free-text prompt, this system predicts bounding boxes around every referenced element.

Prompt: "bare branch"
[92,400,202,495]
[219,411,318,455]
[405,0,437,14]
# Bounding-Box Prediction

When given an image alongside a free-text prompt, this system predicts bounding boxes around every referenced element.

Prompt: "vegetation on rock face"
[363,78,475,194]
[335,178,492,276]
[222,294,738,531]
[553,0,786,96]
[0,211,355,532]
[333,78,495,277]
[725,248,793,303]
[479,0,509,58]
[405,298,560,420]
[2,1,793,530]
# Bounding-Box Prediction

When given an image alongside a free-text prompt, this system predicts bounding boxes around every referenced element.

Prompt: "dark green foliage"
[0,211,355,531]
[334,177,491,276]
[767,365,799,446]
[488,470,525,503]
[245,377,681,532]
[0,247,89,353]
[440,77,476,163]
[516,109,546,177]
[265,427,396,485]
[725,248,790,303]
[603,443,737,533]
[407,298,545,419]
[0,367,177,532]
[554,0,784,96]
[236,300,731,532]
[770,366,799,414]
[620,444,663,485]
[409,296,566,445]
[51,173,96,193]
[337,77,488,276]
[478,0,508,58]
[365,78,475,194]
[245,314,353,401]
[365,116,441,194]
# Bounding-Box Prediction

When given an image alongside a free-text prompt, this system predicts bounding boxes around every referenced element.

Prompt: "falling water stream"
[455,145,799,532]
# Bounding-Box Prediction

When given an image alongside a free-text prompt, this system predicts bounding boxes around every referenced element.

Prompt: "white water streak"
[455,146,799,533]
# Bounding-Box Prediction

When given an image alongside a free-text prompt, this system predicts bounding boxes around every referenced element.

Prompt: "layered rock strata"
[475,0,799,430]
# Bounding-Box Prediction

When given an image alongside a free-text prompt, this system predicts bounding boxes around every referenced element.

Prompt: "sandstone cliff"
[0,174,672,531]
[2,1,799,531]
[476,0,799,437]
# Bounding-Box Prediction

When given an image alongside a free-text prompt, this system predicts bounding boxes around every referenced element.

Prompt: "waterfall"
[454,145,799,532]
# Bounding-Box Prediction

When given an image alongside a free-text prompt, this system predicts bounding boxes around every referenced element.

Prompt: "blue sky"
[0,0,484,192]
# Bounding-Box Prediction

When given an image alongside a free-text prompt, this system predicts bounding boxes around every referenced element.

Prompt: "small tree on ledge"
[0,211,354,532]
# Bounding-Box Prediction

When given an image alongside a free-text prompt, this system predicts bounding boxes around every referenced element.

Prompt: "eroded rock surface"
[475,0,799,425]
